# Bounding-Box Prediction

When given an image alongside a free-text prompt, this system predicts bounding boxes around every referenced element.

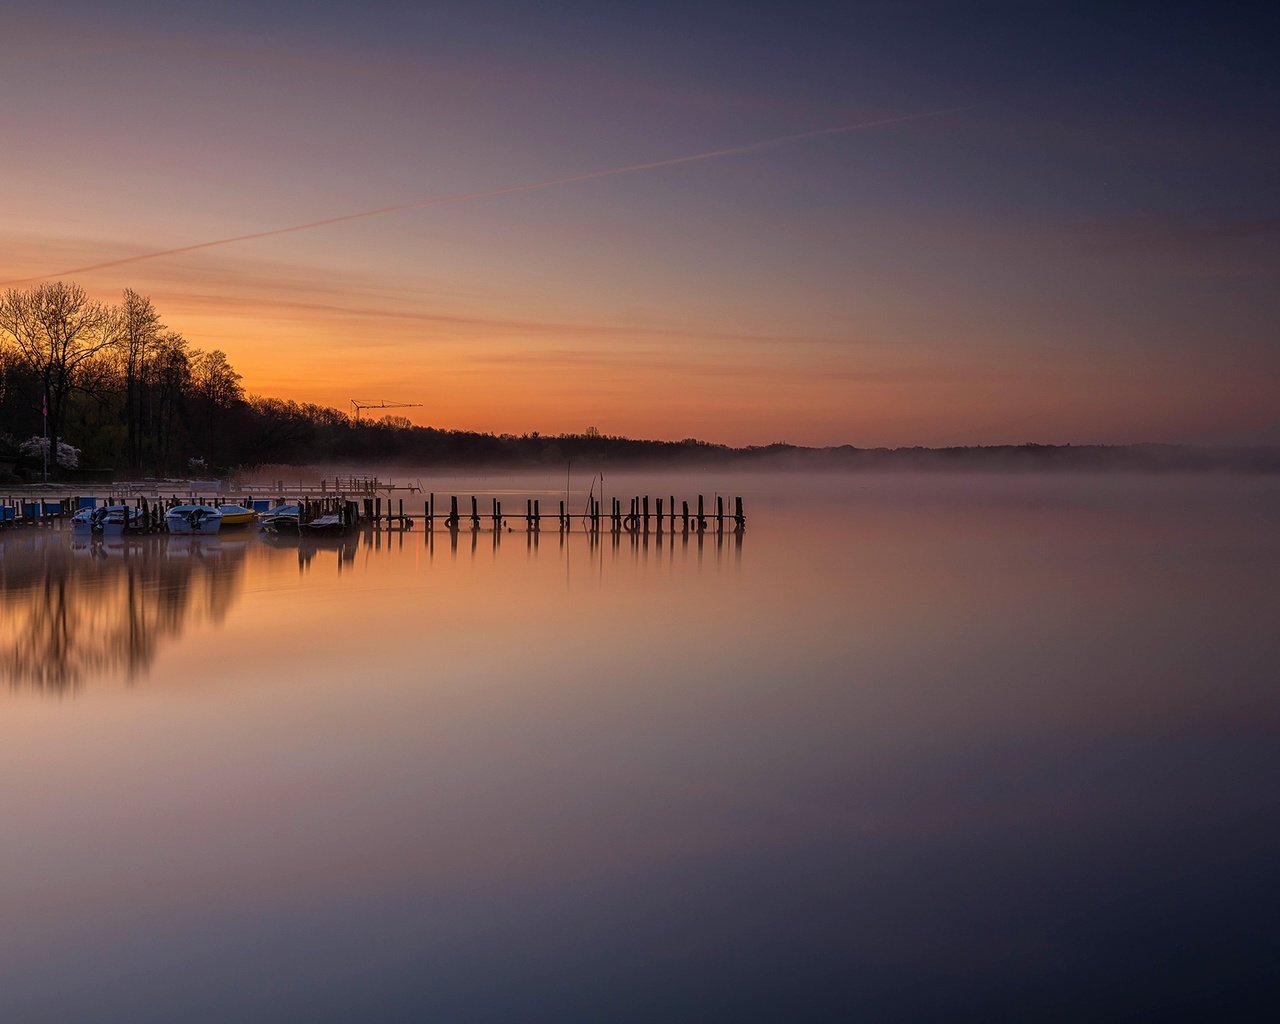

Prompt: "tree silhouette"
[0,282,113,472]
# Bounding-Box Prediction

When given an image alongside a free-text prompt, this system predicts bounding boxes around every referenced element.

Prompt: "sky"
[1,1,1277,447]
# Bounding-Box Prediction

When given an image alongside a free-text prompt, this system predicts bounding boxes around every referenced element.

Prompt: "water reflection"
[1,518,743,694]
[0,475,1277,1021]
[0,532,248,693]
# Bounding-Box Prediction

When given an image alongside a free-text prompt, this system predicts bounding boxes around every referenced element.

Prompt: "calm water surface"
[2,472,1277,1021]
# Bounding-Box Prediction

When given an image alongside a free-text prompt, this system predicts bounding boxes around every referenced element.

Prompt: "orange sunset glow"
[3,5,1276,447]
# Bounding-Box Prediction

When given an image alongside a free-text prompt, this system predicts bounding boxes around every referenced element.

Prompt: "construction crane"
[351,399,423,422]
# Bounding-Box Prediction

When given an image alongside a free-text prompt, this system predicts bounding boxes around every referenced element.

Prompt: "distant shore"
[5,440,1280,489]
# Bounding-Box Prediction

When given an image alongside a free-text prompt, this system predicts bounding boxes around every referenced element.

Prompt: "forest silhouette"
[3,282,1276,480]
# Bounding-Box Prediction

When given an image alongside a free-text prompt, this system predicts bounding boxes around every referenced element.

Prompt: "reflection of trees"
[0,534,248,694]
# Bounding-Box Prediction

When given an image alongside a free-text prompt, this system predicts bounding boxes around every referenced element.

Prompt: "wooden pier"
[1,485,745,536]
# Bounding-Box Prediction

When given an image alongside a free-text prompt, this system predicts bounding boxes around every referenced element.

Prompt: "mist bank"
[237,431,1280,474]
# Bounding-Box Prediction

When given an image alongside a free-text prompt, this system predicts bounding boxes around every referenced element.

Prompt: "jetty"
[0,481,745,536]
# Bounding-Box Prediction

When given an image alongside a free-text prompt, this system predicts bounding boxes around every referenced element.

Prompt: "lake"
[2,471,1277,1021]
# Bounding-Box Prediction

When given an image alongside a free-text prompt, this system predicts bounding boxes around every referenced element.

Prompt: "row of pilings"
[411,493,745,533]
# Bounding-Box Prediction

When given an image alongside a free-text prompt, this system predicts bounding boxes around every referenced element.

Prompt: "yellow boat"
[216,504,257,528]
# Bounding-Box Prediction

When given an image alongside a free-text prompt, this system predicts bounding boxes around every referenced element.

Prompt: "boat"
[99,505,146,534]
[71,504,146,534]
[300,512,355,537]
[71,507,97,532]
[166,504,222,535]
[217,503,256,528]
[260,503,300,535]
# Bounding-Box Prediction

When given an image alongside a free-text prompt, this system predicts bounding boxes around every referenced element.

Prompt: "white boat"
[71,504,145,533]
[71,507,97,532]
[166,504,222,535]
[100,505,146,534]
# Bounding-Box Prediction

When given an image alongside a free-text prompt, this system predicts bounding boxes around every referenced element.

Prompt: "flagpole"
[42,389,48,484]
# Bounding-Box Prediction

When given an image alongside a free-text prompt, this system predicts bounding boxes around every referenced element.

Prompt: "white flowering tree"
[19,436,80,469]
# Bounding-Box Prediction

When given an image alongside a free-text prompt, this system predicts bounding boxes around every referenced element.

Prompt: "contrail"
[2,106,971,287]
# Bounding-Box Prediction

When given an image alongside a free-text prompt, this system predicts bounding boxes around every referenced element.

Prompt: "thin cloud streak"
[1,106,974,287]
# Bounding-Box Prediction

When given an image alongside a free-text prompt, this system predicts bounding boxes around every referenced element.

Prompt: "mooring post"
[558,499,565,531]
[448,495,459,530]
[427,492,434,529]
[534,499,541,531]
[375,497,381,524]
[526,498,532,532]
[471,495,480,530]
[716,495,724,532]
[735,496,745,530]
[682,500,689,532]
[697,494,707,532]
[656,497,663,533]
[642,495,650,534]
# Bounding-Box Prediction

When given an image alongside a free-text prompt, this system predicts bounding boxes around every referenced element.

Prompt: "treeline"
[0,281,731,481]
[3,281,1277,481]
[0,282,251,480]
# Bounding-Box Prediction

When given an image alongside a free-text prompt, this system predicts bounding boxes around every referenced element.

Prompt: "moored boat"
[217,503,256,528]
[300,512,354,536]
[166,504,222,535]
[260,503,300,535]
[99,505,146,534]
[72,504,146,533]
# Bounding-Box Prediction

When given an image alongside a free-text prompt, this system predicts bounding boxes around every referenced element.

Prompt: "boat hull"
[166,505,223,535]
[217,505,256,527]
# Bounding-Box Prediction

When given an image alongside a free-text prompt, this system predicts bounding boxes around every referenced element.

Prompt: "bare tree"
[149,330,191,471]
[0,282,112,472]
[115,288,163,474]
[190,348,244,408]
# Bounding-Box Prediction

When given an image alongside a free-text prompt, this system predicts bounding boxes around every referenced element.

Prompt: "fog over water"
[2,471,1277,1021]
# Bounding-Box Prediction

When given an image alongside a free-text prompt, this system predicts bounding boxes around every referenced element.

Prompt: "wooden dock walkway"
[1,483,745,535]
